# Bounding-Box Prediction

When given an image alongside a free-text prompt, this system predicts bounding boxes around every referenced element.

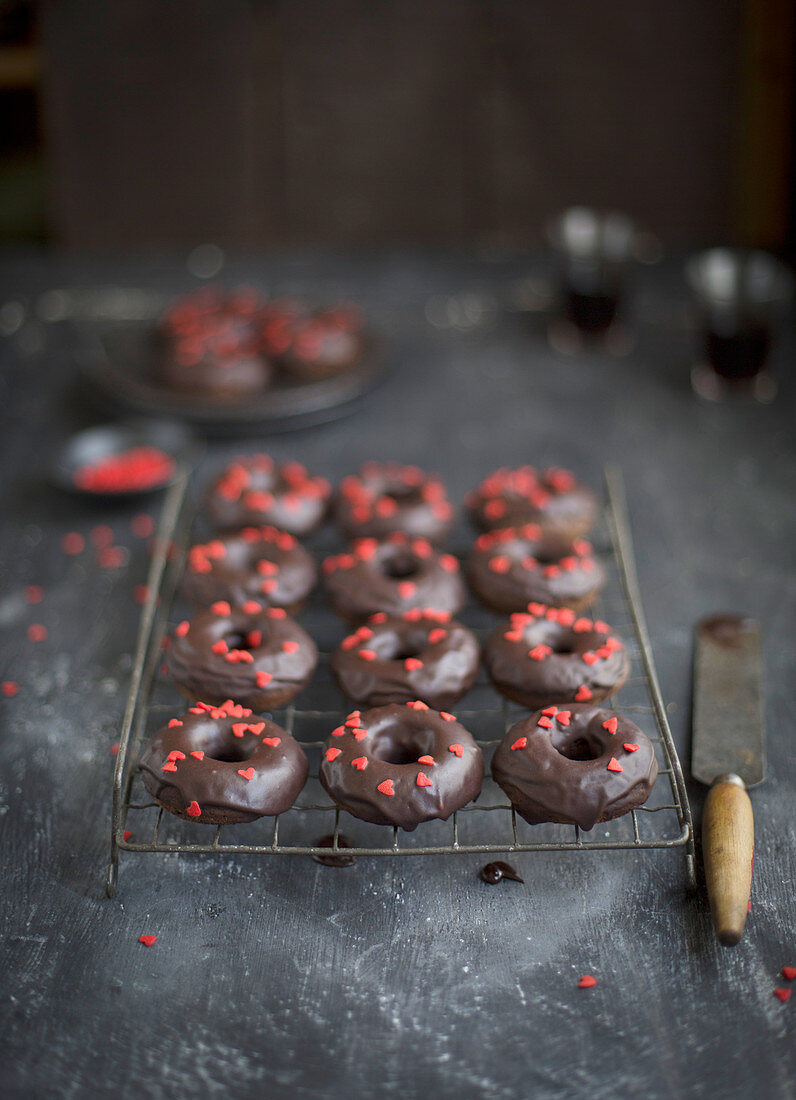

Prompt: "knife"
[692,614,765,946]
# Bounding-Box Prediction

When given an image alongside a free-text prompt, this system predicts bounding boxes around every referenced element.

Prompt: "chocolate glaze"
[158,287,273,401]
[492,704,658,830]
[334,462,454,545]
[206,455,331,537]
[181,526,317,613]
[319,702,484,831]
[331,611,480,711]
[467,465,598,541]
[484,606,629,709]
[466,525,605,613]
[323,535,466,623]
[312,834,357,867]
[167,603,317,710]
[139,703,308,825]
[261,300,365,381]
[479,861,524,884]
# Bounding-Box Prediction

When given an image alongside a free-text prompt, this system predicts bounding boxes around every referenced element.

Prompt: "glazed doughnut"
[261,300,366,380]
[334,462,454,545]
[182,526,317,614]
[139,700,307,824]
[484,605,630,709]
[331,610,480,711]
[319,702,484,830]
[323,534,466,623]
[158,286,273,401]
[466,525,605,613]
[166,601,317,710]
[206,455,331,537]
[491,703,658,830]
[467,466,598,541]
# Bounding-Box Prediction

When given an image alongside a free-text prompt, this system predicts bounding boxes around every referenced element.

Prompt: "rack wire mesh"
[106,464,696,896]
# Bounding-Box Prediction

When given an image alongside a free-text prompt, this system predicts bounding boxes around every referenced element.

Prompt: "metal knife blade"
[692,614,765,787]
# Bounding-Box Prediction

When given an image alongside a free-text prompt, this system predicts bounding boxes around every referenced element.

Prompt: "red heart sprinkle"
[537,717,554,729]
[578,975,597,988]
[211,601,231,615]
[175,620,190,637]
[139,935,157,947]
[528,645,552,661]
[262,736,281,747]
[325,747,342,762]
[1,681,19,697]
[238,767,255,781]
[190,750,204,760]
[168,718,183,728]
[211,640,228,654]
[607,757,623,773]
[110,743,119,755]
[556,711,572,726]
[504,630,523,642]
[448,743,464,756]
[489,556,511,574]
[603,718,618,734]
[377,779,395,797]
[404,657,423,671]
[541,706,558,716]
[773,989,791,1003]
[573,618,592,633]
[246,631,262,648]
[352,757,368,770]
[161,762,178,772]
[416,772,433,788]
[268,608,287,619]
[186,801,202,817]
[123,830,133,841]
[582,652,599,665]
[242,600,262,614]
[441,712,456,722]
[232,723,249,738]
[439,555,458,573]
[359,649,377,661]
[428,628,447,644]
[408,700,429,710]
[623,743,639,753]
[282,640,300,654]
[781,967,796,982]
[345,712,361,725]
[331,726,345,737]
[397,581,416,598]
[575,685,592,701]
[167,750,185,760]
[248,723,265,735]
[255,671,273,687]
[352,728,368,741]
[511,737,528,751]
[417,755,435,766]
[527,602,546,615]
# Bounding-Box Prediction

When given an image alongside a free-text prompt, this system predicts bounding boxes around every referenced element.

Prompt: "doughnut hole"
[375,627,431,662]
[381,551,421,580]
[551,727,605,762]
[383,483,424,506]
[204,738,259,764]
[368,722,436,766]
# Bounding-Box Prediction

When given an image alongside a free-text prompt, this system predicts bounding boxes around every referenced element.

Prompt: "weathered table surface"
[1,249,793,1100]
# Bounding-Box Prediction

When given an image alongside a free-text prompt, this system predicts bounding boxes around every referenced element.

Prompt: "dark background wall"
[6,0,793,249]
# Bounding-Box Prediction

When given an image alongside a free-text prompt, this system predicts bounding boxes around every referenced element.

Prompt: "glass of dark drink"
[547,207,637,354]
[686,248,792,402]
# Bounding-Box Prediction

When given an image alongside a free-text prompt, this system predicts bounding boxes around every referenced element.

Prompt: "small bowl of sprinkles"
[55,419,199,498]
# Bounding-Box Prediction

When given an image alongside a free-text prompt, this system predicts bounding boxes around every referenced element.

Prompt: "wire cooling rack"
[106,464,696,897]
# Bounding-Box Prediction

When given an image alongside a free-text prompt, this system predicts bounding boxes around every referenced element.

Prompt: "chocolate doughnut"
[334,462,454,545]
[181,526,317,614]
[467,466,598,541]
[484,605,630,709]
[158,286,273,401]
[331,611,480,711]
[323,534,466,623]
[466,525,605,613]
[206,455,331,537]
[166,601,317,710]
[492,704,658,830]
[319,702,483,830]
[261,300,366,381]
[139,700,308,824]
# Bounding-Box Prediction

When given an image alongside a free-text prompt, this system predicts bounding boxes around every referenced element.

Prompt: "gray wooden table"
[0,249,793,1100]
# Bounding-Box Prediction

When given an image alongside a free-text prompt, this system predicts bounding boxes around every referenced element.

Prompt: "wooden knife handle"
[702,776,754,946]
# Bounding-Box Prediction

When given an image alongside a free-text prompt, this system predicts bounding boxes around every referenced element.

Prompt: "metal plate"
[692,615,765,787]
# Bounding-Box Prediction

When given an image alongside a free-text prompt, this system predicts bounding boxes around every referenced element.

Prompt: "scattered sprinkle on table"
[781,966,796,982]
[73,446,175,493]
[138,935,157,947]
[123,831,133,841]
[90,524,115,547]
[1,681,19,697]
[578,975,597,989]
[131,513,155,538]
[97,546,127,569]
[27,624,47,643]
[24,585,43,604]
[110,742,120,756]
[773,988,791,1004]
